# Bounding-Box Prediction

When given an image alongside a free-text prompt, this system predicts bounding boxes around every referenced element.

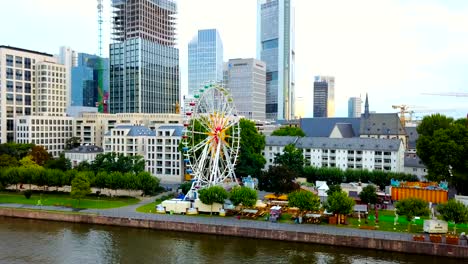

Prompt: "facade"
[404,152,427,181]
[257,0,295,121]
[0,46,68,144]
[65,145,104,168]
[110,0,179,114]
[226,58,266,120]
[188,29,223,96]
[71,53,109,111]
[103,124,183,183]
[313,76,335,118]
[15,116,73,157]
[263,136,405,172]
[73,112,182,147]
[348,97,362,118]
[57,46,77,108]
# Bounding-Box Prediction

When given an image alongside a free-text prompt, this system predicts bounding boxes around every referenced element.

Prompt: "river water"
[0,216,458,264]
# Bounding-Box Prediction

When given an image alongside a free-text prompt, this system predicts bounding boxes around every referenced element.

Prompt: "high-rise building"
[72,53,109,111]
[226,58,266,120]
[109,0,179,114]
[348,97,362,118]
[257,0,295,121]
[188,29,223,96]
[0,46,68,143]
[57,46,77,108]
[313,76,335,117]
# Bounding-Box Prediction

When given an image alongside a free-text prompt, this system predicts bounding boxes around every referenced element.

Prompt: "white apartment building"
[74,112,182,147]
[15,116,73,157]
[0,46,66,143]
[146,125,183,183]
[263,136,405,173]
[65,145,103,168]
[103,124,183,183]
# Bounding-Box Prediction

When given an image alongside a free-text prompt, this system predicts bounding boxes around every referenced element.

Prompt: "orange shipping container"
[391,187,448,204]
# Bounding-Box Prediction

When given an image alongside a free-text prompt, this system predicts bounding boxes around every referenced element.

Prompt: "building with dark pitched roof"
[300,117,360,137]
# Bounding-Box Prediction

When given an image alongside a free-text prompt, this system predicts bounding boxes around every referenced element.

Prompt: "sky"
[1,0,467,118]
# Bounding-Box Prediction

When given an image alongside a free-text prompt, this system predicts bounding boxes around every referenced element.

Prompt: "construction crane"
[392,105,460,125]
[422,92,468,97]
[391,105,411,126]
[95,0,108,113]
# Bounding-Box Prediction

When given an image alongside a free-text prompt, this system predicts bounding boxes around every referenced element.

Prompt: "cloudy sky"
[1,0,467,118]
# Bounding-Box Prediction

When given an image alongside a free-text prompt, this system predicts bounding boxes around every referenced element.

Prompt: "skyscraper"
[226,58,266,120]
[257,0,295,121]
[57,46,77,108]
[71,53,109,111]
[313,76,335,117]
[188,29,223,96]
[109,0,179,114]
[348,97,362,118]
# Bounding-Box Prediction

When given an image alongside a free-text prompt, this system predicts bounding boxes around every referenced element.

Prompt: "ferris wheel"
[183,82,241,200]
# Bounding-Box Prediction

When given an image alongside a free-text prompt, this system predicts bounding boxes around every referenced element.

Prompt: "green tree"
[138,172,161,195]
[416,115,468,194]
[179,181,193,195]
[288,191,321,214]
[437,199,468,234]
[258,166,299,195]
[274,144,304,175]
[44,153,71,171]
[229,186,257,209]
[0,143,34,160]
[0,154,19,168]
[71,173,91,206]
[94,171,108,190]
[359,185,378,206]
[271,126,306,137]
[324,191,355,222]
[65,137,81,150]
[235,119,266,178]
[19,155,39,168]
[91,152,145,174]
[395,198,430,231]
[46,169,64,190]
[326,184,342,196]
[198,185,228,215]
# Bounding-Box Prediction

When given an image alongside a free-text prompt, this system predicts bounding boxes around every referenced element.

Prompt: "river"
[0,216,458,264]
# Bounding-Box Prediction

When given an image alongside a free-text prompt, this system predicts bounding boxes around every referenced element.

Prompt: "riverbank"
[0,206,466,259]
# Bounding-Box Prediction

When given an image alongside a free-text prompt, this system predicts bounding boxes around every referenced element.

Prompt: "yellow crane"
[392,105,411,126]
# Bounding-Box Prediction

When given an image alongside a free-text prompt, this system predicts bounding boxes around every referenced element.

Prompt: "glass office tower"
[313,76,335,118]
[188,29,223,96]
[257,0,295,120]
[110,0,179,114]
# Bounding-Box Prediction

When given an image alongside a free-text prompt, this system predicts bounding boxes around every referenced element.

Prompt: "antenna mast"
[97,0,103,56]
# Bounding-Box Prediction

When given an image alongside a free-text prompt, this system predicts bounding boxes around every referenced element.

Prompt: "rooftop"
[295,137,402,151]
[0,45,53,57]
[66,145,103,153]
[300,117,360,137]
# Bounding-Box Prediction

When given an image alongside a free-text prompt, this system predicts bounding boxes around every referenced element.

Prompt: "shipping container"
[391,187,448,203]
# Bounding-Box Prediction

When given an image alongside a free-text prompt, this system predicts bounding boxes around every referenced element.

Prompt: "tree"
[0,154,19,168]
[359,185,378,206]
[71,173,91,206]
[198,186,228,215]
[235,119,266,178]
[138,172,161,196]
[271,126,306,137]
[65,137,81,150]
[326,184,342,196]
[437,199,468,234]
[229,186,257,209]
[417,115,468,194]
[258,166,299,195]
[288,191,321,214]
[395,198,430,231]
[0,143,34,160]
[29,145,51,166]
[91,152,145,174]
[274,144,304,175]
[179,182,193,195]
[324,191,355,221]
[44,153,71,171]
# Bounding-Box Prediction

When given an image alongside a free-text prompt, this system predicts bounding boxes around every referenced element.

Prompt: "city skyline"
[1,0,468,118]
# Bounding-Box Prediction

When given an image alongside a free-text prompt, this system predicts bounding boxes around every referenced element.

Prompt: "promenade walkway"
[0,196,413,243]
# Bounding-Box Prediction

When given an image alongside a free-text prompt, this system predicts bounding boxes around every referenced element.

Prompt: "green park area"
[0,191,139,209]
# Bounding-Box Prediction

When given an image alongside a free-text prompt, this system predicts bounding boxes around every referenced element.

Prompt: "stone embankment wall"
[0,208,467,259]
[6,185,143,197]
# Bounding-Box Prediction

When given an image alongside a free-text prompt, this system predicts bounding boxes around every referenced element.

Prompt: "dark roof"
[105,125,156,136]
[405,126,419,149]
[300,118,360,137]
[404,153,426,168]
[331,123,355,138]
[295,137,402,151]
[66,145,103,153]
[265,136,299,146]
[157,125,184,136]
[0,45,53,57]
[359,113,406,135]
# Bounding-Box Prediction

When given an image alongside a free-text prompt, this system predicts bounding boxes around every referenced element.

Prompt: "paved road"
[0,196,413,242]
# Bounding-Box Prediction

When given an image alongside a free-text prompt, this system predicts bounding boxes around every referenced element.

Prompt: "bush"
[23,190,33,199]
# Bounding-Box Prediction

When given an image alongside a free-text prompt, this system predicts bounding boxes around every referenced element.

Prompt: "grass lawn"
[0,191,139,209]
[136,195,173,213]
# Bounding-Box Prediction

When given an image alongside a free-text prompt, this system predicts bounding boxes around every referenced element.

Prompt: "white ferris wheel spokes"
[183,83,240,200]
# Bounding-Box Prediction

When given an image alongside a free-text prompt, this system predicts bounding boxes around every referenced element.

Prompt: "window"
[262,38,278,50]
